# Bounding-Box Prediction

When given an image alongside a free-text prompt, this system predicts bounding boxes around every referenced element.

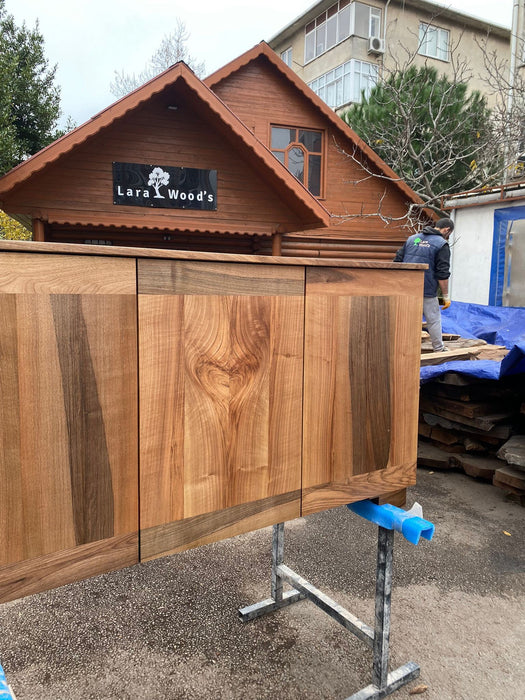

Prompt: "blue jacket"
[394,226,450,297]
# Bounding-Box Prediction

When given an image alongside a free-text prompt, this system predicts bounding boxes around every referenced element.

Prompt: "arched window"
[271,126,323,196]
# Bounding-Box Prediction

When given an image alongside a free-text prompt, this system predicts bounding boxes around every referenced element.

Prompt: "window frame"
[280,47,293,67]
[418,22,450,62]
[308,59,379,109]
[270,126,324,197]
[304,1,381,63]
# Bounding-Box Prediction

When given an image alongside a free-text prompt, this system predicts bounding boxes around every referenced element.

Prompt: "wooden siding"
[2,87,319,236]
[211,57,415,241]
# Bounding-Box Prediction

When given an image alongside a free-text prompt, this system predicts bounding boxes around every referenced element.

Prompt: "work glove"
[441,296,451,310]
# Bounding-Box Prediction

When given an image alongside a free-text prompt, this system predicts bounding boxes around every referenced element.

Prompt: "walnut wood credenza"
[0,241,424,602]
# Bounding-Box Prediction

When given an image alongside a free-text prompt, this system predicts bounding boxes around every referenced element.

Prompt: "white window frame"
[280,47,292,67]
[418,22,450,62]
[305,3,383,63]
[308,59,379,109]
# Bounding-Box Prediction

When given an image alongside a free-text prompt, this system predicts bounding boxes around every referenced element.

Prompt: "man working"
[394,218,454,353]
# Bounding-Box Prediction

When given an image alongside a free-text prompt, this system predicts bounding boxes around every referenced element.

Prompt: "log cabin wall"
[0,242,425,601]
[1,76,327,248]
[209,55,418,257]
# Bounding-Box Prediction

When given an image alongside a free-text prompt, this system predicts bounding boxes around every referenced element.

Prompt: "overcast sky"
[5,0,514,128]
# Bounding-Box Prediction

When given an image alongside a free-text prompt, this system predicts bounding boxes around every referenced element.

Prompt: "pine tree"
[0,0,62,174]
[343,66,496,209]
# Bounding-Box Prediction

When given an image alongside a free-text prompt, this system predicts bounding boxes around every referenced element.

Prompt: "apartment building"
[268,0,510,113]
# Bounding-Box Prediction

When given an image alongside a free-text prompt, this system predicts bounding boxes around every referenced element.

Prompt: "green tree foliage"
[0,0,62,175]
[0,210,31,239]
[343,66,496,210]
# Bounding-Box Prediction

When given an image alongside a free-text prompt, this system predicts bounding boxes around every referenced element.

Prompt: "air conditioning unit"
[368,36,385,54]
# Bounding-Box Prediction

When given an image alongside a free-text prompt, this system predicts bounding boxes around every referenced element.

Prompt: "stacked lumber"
[417,356,525,505]
[420,331,508,366]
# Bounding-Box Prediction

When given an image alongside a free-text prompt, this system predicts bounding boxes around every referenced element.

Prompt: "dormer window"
[271,126,323,196]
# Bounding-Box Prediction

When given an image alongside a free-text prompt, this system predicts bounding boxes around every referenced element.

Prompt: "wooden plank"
[301,462,417,516]
[0,256,138,574]
[497,436,525,468]
[419,398,514,429]
[141,491,300,560]
[493,465,525,493]
[138,259,304,553]
[421,412,512,440]
[0,533,138,604]
[138,259,304,296]
[449,454,500,480]
[0,252,136,294]
[419,394,510,419]
[302,266,422,514]
[416,442,453,469]
[420,346,485,365]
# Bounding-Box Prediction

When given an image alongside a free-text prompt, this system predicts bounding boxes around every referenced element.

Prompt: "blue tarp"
[420,301,525,383]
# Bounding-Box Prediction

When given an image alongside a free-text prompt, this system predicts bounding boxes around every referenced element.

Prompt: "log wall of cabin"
[2,85,313,238]
[211,58,413,252]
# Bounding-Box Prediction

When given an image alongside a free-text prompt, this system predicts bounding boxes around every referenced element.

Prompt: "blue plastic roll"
[347,500,435,545]
[0,663,14,700]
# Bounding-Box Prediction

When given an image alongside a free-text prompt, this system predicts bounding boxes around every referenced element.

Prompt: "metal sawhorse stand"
[239,501,434,700]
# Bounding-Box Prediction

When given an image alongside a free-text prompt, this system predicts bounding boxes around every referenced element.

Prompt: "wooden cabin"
[0,47,426,602]
[0,43,429,256]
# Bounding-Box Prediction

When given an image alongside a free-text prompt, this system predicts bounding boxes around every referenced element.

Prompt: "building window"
[309,60,379,109]
[271,126,323,196]
[418,23,450,61]
[280,47,292,67]
[305,1,381,62]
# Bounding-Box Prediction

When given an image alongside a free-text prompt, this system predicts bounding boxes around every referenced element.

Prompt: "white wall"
[450,198,525,305]
[449,204,497,304]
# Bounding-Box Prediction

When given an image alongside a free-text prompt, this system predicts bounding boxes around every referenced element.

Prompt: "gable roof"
[206,41,432,218]
[0,61,329,231]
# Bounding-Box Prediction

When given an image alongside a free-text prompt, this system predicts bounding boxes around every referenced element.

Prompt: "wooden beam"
[32,218,45,241]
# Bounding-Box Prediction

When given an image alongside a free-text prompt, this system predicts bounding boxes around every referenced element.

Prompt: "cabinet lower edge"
[301,465,417,516]
[0,532,139,604]
[140,490,301,561]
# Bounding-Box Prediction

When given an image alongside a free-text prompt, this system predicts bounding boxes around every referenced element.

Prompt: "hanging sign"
[112,162,217,210]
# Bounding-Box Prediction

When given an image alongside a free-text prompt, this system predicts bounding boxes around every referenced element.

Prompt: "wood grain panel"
[0,253,136,294]
[0,255,138,586]
[139,260,304,556]
[302,267,423,514]
[138,259,304,296]
[0,533,138,604]
[301,464,417,516]
[141,491,301,560]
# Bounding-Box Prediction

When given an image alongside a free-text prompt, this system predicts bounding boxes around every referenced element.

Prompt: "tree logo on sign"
[148,167,170,198]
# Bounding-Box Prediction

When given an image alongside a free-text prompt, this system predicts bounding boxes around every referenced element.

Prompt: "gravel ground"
[0,468,523,700]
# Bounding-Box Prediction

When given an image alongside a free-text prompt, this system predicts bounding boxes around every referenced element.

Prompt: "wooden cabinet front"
[0,253,139,603]
[137,259,305,559]
[302,267,423,515]
[0,243,424,600]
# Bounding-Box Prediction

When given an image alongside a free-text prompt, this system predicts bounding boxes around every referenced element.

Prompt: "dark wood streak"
[349,296,391,474]
[51,295,114,544]
[141,490,301,558]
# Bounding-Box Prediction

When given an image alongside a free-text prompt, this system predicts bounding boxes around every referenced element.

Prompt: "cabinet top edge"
[0,240,426,270]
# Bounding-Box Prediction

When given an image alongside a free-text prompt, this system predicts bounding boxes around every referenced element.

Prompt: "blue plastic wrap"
[0,663,14,700]
[421,301,525,382]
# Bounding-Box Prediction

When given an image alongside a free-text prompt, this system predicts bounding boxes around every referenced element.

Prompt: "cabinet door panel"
[0,254,138,603]
[139,260,304,559]
[302,267,423,515]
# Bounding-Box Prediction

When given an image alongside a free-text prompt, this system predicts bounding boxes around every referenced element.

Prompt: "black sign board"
[113,162,217,210]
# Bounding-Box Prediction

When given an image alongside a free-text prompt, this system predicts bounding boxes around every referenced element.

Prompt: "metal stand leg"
[239,522,420,699]
[239,523,305,622]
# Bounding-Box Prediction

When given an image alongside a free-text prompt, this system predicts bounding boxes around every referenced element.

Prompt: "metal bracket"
[239,522,420,699]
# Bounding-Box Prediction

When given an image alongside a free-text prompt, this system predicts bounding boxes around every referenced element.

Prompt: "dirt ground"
[0,468,523,700]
